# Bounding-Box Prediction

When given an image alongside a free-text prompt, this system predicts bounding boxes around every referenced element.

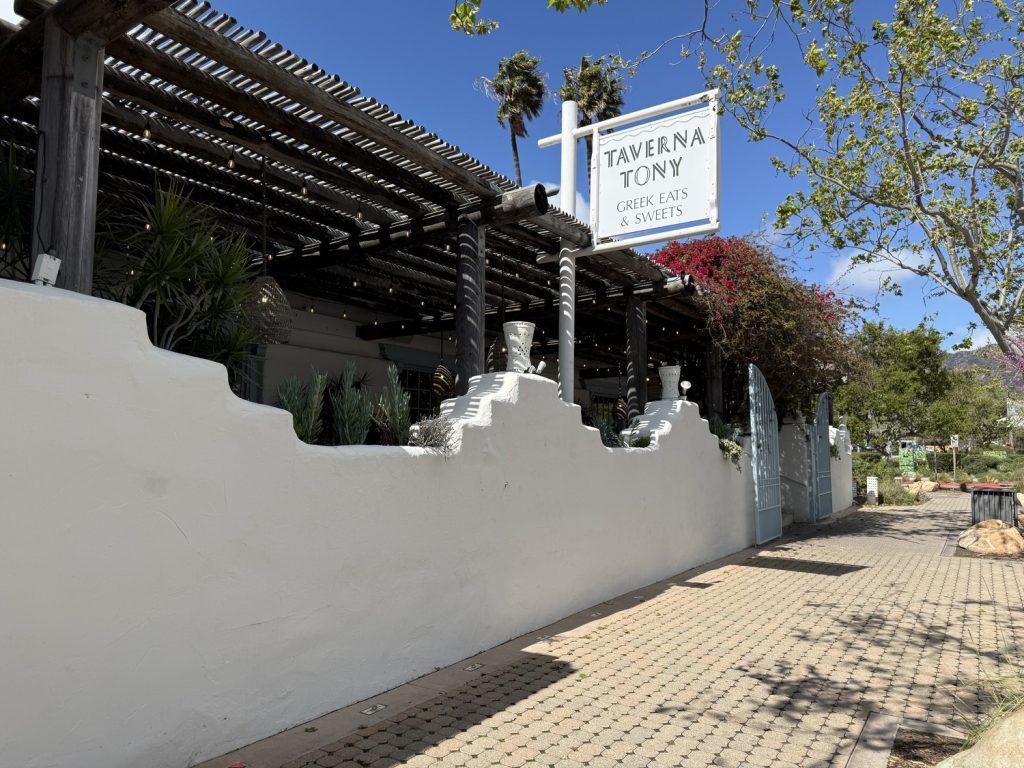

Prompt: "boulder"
[908,479,937,495]
[936,709,1024,767]
[957,520,1024,556]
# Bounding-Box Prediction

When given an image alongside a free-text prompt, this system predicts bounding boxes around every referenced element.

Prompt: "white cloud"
[827,248,926,296]
[0,1,19,25]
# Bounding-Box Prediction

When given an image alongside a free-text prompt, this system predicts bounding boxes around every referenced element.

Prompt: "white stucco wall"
[0,280,756,768]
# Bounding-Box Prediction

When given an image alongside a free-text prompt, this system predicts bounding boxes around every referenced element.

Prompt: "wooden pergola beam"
[356,297,563,342]
[139,4,500,201]
[0,0,173,108]
[275,185,550,270]
[104,69,416,219]
[98,102,366,235]
[17,0,460,210]
[111,38,458,209]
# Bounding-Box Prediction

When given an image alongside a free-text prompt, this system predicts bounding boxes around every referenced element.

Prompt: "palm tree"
[482,51,546,187]
[559,55,626,173]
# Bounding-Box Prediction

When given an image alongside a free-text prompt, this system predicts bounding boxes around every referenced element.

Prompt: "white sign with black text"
[593,104,718,242]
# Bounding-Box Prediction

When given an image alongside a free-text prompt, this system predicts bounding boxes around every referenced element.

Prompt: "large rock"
[908,478,937,495]
[936,709,1024,767]
[957,520,1024,556]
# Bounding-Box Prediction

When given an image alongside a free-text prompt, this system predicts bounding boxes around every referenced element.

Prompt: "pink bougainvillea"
[652,236,856,416]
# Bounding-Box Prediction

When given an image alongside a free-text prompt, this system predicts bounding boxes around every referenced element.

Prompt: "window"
[400,367,434,424]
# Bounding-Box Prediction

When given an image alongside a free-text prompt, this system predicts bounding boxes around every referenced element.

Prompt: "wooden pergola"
[0,0,721,418]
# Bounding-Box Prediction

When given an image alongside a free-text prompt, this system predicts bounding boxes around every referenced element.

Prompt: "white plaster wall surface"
[830,424,855,513]
[0,280,756,768]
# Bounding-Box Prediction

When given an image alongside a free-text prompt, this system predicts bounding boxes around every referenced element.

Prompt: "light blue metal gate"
[809,392,833,521]
[749,364,782,544]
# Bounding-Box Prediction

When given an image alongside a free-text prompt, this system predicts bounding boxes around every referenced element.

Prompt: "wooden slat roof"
[1,0,697,363]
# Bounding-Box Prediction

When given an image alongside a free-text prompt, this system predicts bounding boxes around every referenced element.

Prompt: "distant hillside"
[945,344,1021,392]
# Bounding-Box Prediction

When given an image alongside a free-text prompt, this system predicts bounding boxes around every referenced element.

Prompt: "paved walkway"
[205,496,1024,768]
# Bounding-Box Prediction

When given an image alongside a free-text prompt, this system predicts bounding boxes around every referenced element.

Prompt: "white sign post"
[951,434,959,478]
[537,90,722,401]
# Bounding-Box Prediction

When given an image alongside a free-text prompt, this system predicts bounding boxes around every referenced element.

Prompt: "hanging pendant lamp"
[246,158,292,344]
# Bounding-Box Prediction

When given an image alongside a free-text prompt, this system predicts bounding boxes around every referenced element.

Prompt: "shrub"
[933,451,954,473]
[853,454,894,489]
[878,475,918,505]
[652,236,855,418]
[330,364,374,445]
[709,415,744,467]
[958,656,1024,747]
[375,364,411,445]
[277,370,329,444]
[591,415,624,447]
[963,453,1000,477]
[409,416,457,457]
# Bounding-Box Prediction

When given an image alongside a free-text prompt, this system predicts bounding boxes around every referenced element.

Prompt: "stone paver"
[208,496,1024,768]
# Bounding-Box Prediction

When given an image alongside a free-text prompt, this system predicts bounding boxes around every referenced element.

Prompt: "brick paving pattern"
[254,496,1024,768]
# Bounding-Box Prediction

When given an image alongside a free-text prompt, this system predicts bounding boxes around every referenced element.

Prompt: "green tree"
[456,2,1024,355]
[559,55,626,172]
[451,1,606,35]
[480,51,547,187]
[683,1,1024,354]
[927,371,1009,448]
[835,322,952,451]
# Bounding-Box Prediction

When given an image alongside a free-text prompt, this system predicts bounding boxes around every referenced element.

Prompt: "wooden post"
[557,100,578,403]
[454,218,486,396]
[31,15,104,294]
[625,293,648,422]
[705,340,725,421]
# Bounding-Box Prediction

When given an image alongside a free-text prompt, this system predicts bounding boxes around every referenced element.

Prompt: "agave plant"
[375,364,412,446]
[331,363,374,445]
[277,370,329,444]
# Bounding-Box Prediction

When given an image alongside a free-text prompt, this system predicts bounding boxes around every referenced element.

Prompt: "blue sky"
[0,0,987,347]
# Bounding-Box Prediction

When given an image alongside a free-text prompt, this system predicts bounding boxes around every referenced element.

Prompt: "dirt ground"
[886,728,964,768]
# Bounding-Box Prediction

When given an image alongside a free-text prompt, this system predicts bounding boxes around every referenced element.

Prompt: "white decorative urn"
[658,365,682,400]
[503,321,536,373]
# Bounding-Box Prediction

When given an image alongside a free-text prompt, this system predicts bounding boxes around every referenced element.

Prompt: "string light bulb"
[356,208,364,221]
[142,119,152,140]
[301,180,309,197]
[227,151,236,170]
